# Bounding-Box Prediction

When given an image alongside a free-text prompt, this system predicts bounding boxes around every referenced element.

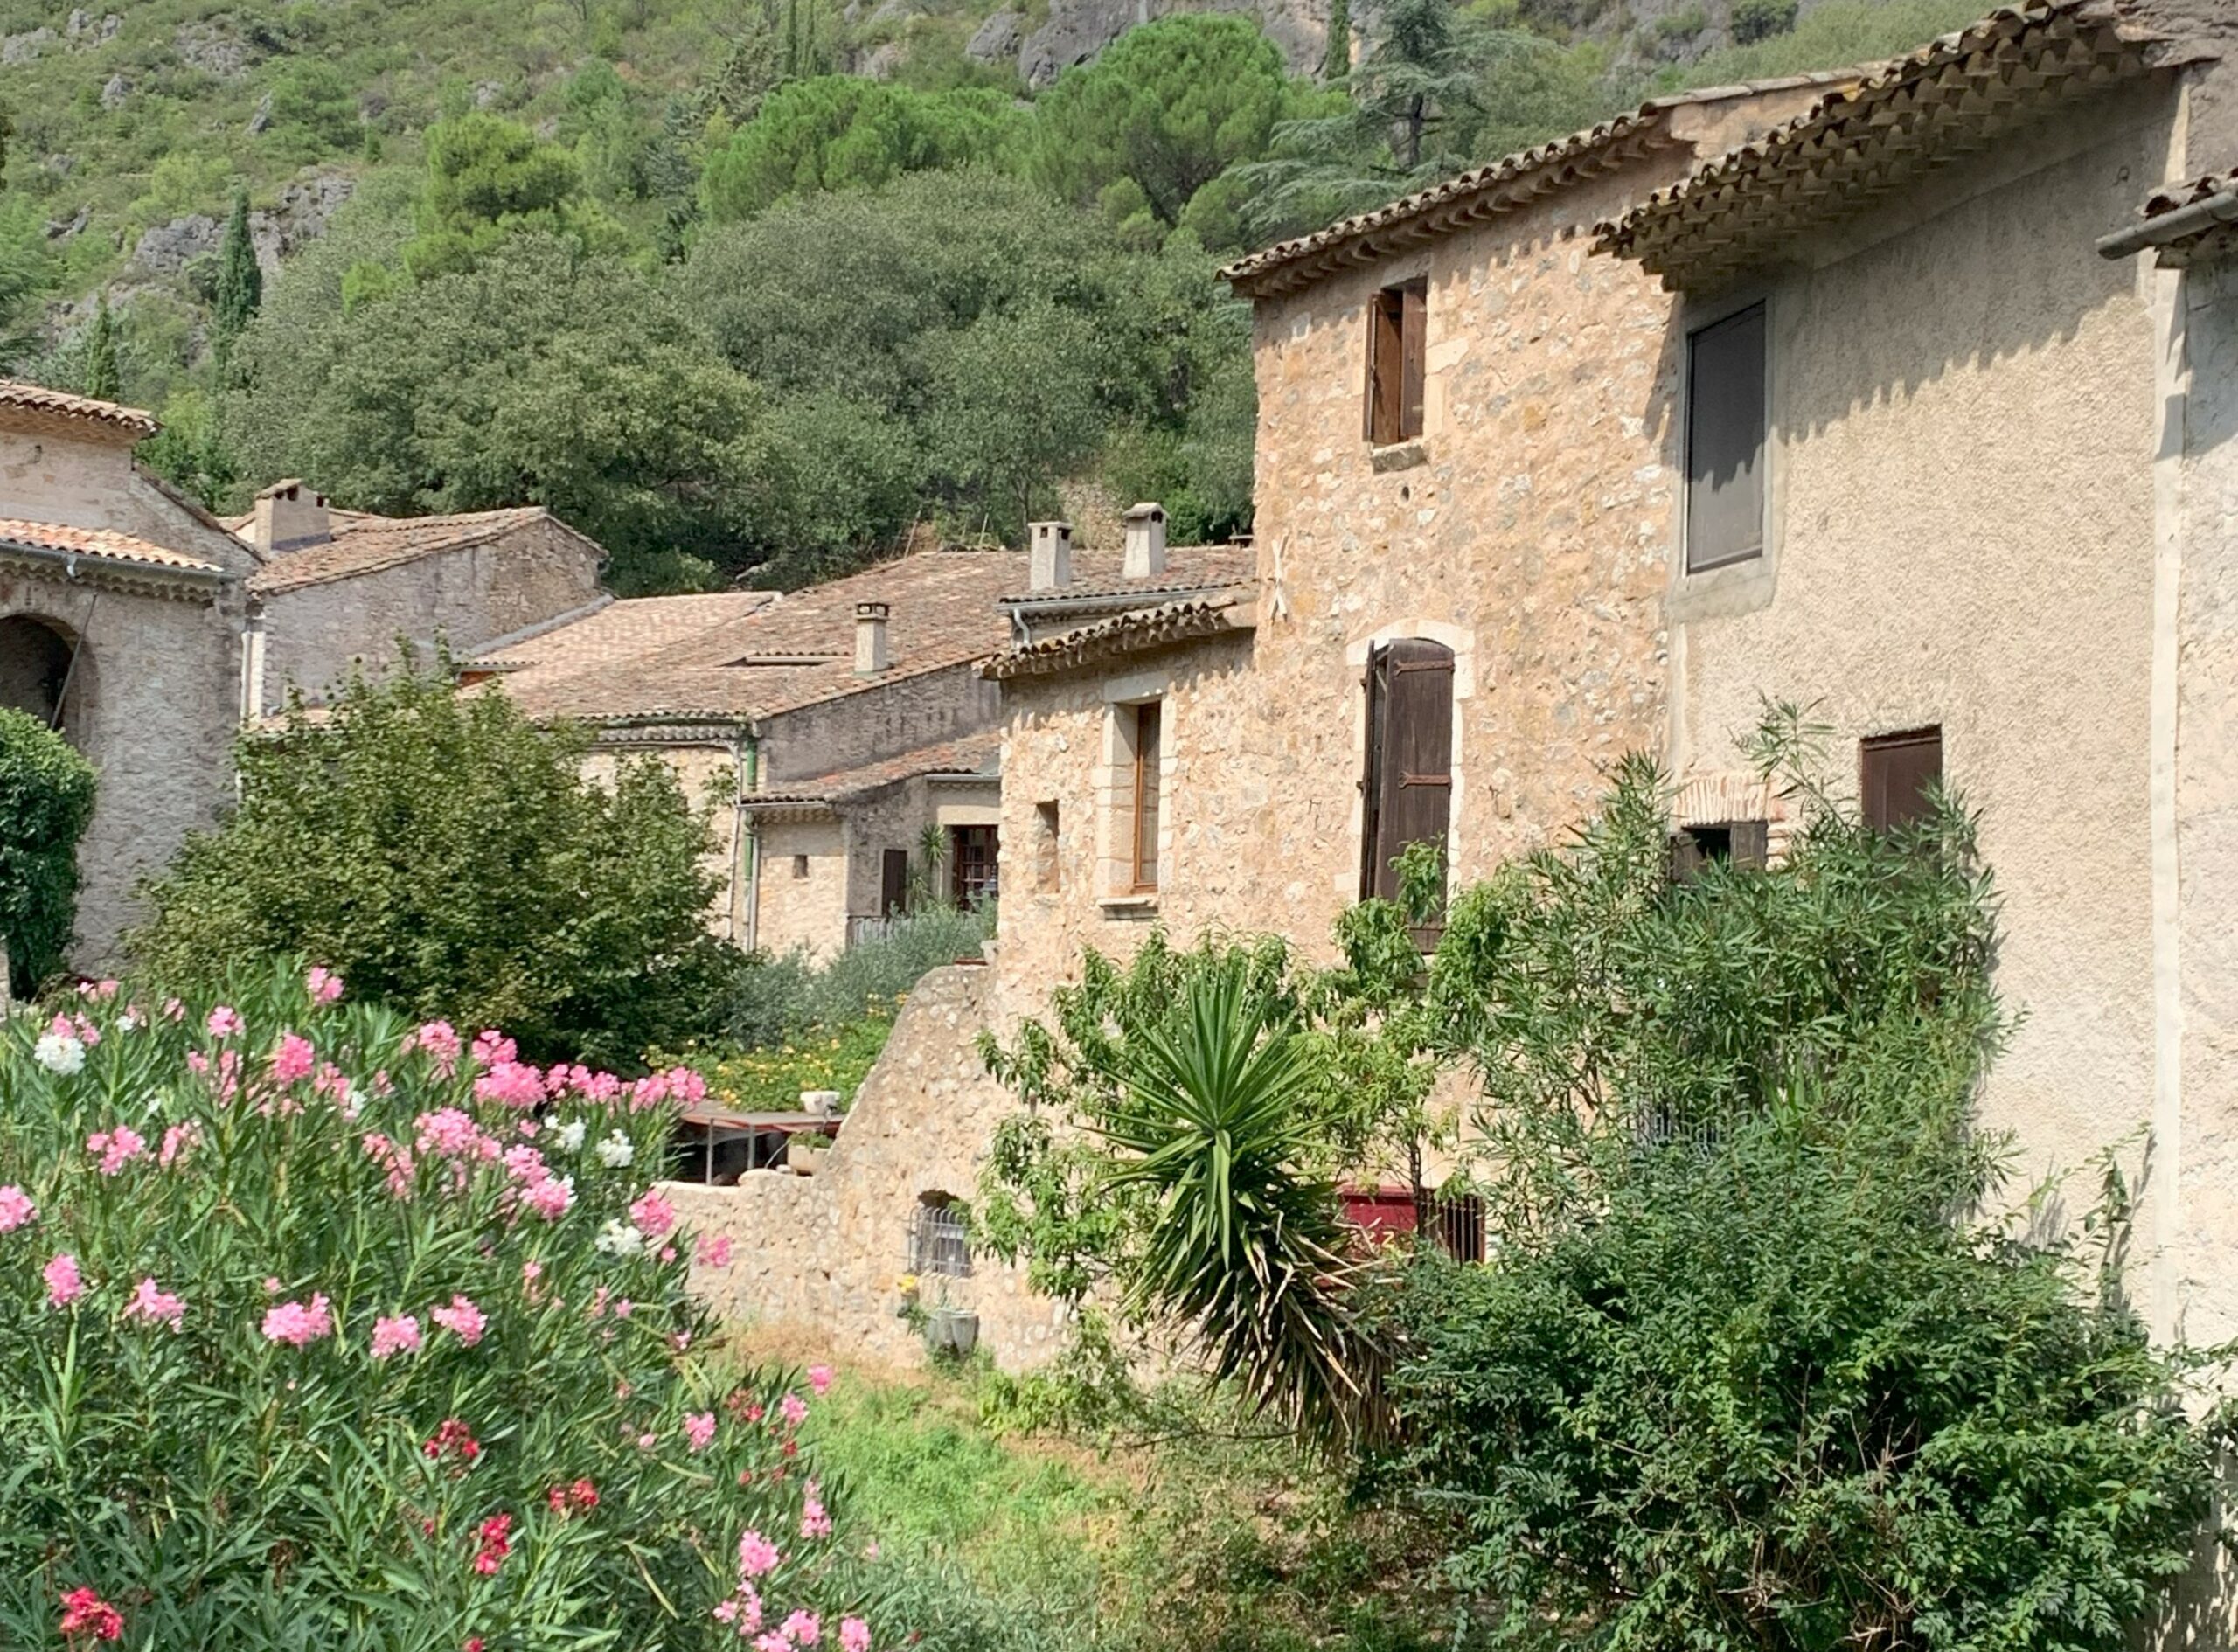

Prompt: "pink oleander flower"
[840,1618,870,1652]
[470,1029,518,1068]
[122,1277,185,1332]
[472,1512,511,1576]
[261,1294,333,1347]
[432,1295,487,1347]
[755,1635,792,1652]
[58,1586,123,1643]
[77,978,118,1002]
[629,1190,678,1241]
[736,1529,781,1579]
[685,1411,717,1453]
[269,1032,316,1086]
[206,1005,243,1039]
[779,1392,809,1430]
[695,1232,734,1268]
[163,997,184,1022]
[85,1126,146,1177]
[306,966,344,1004]
[782,1610,822,1647]
[475,1060,546,1109]
[636,1431,658,1451]
[371,1315,422,1359]
[809,1364,833,1397]
[522,1175,573,1220]
[0,1184,37,1232]
[614,1298,635,1319]
[406,1020,462,1074]
[158,1121,202,1168]
[801,1482,832,1540]
[45,1253,84,1308]
[415,1107,495,1162]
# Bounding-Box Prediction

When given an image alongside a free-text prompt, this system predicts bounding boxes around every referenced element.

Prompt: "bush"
[131,661,741,1071]
[1729,0,1798,44]
[0,708,97,999]
[726,904,996,1047]
[0,962,896,1648]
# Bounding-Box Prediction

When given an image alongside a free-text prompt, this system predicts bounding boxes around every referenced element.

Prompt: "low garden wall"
[667,961,1072,1370]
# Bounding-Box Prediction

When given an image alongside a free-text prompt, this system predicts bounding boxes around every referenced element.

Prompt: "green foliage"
[700,78,1027,223]
[263,59,362,159]
[671,1012,899,1114]
[136,385,240,510]
[80,293,120,402]
[1648,0,1989,91]
[1323,0,1353,80]
[0,964,885,1647]
[130,658,741,1070]
[400,113,619,281]
[1032,15,1296,239]
[1729,0,1798,45]
[0,709,96,998]
[719,902,995,1048]
[211,188,262,369]
[0,195,55,364]
[227,229,763,594]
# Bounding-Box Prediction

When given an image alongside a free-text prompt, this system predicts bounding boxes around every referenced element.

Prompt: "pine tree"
[212,188,262,365]
[82,294,120,404]
[1322,0,1352,83]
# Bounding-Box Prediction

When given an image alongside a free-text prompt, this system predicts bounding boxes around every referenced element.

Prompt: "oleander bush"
[0,960,898,1651]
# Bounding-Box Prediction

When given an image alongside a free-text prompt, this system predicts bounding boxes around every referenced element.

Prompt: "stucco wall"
[1669,95,2183,1310]
[257,520,601,711]
[753,816,850,962]
[0,566,240,965]
[669,961,1068,1370]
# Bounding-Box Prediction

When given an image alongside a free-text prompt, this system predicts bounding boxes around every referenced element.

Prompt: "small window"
[1033,802,1061,893]
[949,824,999,906]
[1365,278,1427,447]
[880,848,910,916]
[1129,701,1163,892]
[1685,302,1768,573]
[1669,820,1768,883]
[909,1193,971,1279]
[1860,727,1943,832]
[790,854,810,879]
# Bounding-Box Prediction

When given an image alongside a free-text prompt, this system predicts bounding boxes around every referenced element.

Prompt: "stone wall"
[758,664,1001,787]
[0,413,257,577]
[752,815,851,963]
[669,961,1069,1370]
[256,518,601,711]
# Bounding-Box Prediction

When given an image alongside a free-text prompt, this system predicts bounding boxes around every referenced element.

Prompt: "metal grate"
[1428,1192,1484,1264]
[910,1199,972,1278]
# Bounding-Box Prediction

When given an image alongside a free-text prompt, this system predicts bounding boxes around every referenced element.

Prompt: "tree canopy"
[0,707,97,998]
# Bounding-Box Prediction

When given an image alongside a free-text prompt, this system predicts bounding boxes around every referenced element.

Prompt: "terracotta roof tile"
[982,593,1252,681]
[1216,73,1859,299]
[997,544,1258,607]
[0,517,224,576]
[245,506,561,594]
[746,731,1003,808]
[1595,1,2165,288]
[0,380,157,437]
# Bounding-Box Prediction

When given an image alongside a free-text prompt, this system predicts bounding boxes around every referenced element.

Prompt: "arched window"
[0,614,82,737]
[909,1191,971,1279]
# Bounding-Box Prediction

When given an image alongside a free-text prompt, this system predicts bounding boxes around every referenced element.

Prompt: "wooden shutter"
[879,848,909,916]
[1362,639,1453,901]
[1365,288,1405,445]
[1860,728,1942,832]
[1399,281,1427,442]
[1685,302,1767,572]
[1132,702,1163,891]
[1731,820,1768,869]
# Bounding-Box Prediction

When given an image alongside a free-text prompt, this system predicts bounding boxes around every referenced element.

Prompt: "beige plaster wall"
[258,520,601,711]
[1669,96,2183,1314]
[754,816,851,963]
[670,962,1069,1370]
[0,415,256,577]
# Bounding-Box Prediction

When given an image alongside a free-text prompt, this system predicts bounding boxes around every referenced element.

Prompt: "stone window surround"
[1342,618,1477,901]
[1095,669,1176,912]
[1356,255,1436,472]
[1665,277,1790,627]
[1671,768,1797,867]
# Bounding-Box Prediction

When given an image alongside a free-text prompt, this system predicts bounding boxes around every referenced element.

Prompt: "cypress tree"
[1322,0,1352,82]
[82,294,120,404]
[212,187,262,364]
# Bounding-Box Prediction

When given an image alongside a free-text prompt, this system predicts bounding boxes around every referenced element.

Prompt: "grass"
[776,1348,1475,1652]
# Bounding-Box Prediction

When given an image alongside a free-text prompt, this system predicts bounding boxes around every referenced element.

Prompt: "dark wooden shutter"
[1730,819,1768,869]
[880,848,909,916]
[1366,288,1405,445]
[1400,281,1427,441]
[1685,302,1767,572]
[1359,651,1390,899]
[1860,728,1942,832]
[1133,702,1163,891]
[1362,639,1453,901]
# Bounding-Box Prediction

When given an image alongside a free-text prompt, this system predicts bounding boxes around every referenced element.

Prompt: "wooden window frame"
[949,823,999,906]
[1365,278,1428,448]
[1129,700,1163,893]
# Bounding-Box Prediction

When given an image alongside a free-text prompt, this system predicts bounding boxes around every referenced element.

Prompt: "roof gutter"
[2098,186,2238,260]
[0,538,229,587]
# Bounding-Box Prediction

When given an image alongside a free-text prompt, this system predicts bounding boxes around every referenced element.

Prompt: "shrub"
[725,904,995,1047]
[0,707,98,998]
[0,961,897,1648]
[131,661,741,1071]
[1730,0,1798,45]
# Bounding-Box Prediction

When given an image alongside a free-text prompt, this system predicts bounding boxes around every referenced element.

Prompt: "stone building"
[0,382,255,963]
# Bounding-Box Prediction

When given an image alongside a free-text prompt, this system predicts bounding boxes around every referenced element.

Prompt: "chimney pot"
[251,477,331,556]
[1028,521,1073,593]
[1122,502,1167,580]
[854,600,891,676]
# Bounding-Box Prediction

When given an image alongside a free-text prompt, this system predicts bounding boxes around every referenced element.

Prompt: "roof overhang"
[982,593,1253,682]
[2098,173,2238,267]
[1595,1,2169,292]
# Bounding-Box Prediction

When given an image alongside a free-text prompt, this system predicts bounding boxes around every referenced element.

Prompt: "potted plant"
[924,1304,979,1358]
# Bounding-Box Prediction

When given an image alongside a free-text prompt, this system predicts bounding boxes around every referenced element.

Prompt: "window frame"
[1129,700,1163,893]
[1365,277,1428,448]
[1681,297,1771,576]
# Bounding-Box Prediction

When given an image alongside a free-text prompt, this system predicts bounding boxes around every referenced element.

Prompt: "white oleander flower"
[33,1033,85,1076]
[555,1119,587,1153]
[594,1218,645,1257]
[594,1129,635,1168]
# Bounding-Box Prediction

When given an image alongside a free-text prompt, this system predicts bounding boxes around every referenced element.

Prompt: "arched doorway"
[0,614,90,742]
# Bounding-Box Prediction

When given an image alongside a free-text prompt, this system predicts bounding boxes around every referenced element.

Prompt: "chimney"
[1028,520,1073,593]
[252,478,331,555]
[854,600,891,676]
[1122,503,1167,580]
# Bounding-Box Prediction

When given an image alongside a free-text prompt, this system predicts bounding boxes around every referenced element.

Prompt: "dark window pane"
[1686,302,1767,572]
[1133,702,1162,891]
